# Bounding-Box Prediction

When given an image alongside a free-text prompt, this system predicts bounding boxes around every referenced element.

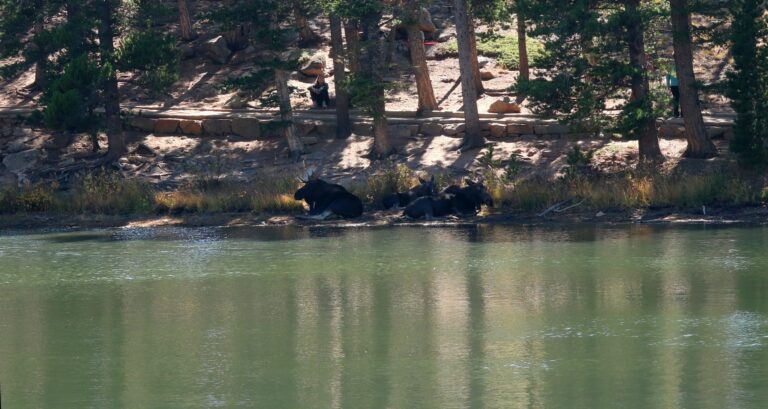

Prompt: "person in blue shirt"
[666,70,680,117]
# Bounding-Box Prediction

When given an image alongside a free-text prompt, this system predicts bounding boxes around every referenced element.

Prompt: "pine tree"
[404,0,438,113]
[517,0,664,161]
[670,0,717,158]
[177,0,196,41]
[727,0,768,165]
[454,0,484,150]
[210,0,307,158]
[329,15,352,139]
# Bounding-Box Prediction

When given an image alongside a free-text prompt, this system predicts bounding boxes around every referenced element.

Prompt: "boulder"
[315,123,336,137]
[202,119,233,135]
[231,118,260,139]
[300,53,326,77]
[224,94,246,109]
[507,123,535,135]
[179,43,196,60]
[534,124,570,135]
[2,149,40,173]
[179,120,203,135]
[489,123,507,138]
[477,56,492,69]
[301,136,319,145]
[480,70,495,81]
[419,8,437,33]
[420,122,444,136]
[444,123,465,136]
[200,36,232,64]
[488,100,521,114]
[351,122,373,136]
[658,126,685,138]
[295,122,317,137]
[4,141,28,154]
[387,125,412,139]
[128,117,156,132]
[436,31,456,43]
[154,119,180,134]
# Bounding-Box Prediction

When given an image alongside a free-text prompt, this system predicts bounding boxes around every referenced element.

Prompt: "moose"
[382,176,437,209]
[404,179,494,219]
[294,170,364,220]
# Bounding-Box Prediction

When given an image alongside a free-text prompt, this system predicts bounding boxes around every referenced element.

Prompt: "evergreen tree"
[454,0,484,151]
[329,14,352,139]
[210,0,306,158]
[323,0,394,158]
[727,0,768,165]
[177,0,196,41]
[670,0,718,158]
[517,0,664,161]
[404,0,438,113]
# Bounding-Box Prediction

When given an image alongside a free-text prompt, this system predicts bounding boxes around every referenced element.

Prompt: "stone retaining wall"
[124,114,736,142]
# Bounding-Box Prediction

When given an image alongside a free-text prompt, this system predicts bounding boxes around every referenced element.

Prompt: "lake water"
[1,224,768,408]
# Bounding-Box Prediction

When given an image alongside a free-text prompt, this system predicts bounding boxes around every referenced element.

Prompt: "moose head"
[414,175,437,197]
[464,179,494,208]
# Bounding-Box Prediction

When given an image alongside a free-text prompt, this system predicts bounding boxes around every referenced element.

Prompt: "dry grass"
[494,170,766,211]
[1,166,765,216]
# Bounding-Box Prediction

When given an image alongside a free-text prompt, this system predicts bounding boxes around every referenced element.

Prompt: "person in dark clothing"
[308,75,330,109]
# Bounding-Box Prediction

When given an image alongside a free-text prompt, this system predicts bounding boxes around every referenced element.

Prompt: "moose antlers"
[297,165,320,183]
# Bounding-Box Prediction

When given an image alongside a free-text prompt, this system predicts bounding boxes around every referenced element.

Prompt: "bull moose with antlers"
[294,169,364,220]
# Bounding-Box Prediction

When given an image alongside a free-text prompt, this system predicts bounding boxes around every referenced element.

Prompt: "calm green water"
[1,225,768,408]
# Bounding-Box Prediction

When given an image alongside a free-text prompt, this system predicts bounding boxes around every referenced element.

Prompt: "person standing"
[666,70,680,117]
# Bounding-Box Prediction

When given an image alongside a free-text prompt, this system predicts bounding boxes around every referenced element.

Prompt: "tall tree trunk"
[293,0,320,45]
[31,12,46,89]
[406,1,438,113]
[671,0,717,158]
[275,69,304,160]
[453,0,483,150]
[625,0,662,161]
[98,0,126,160]
[516,14,529,81]
[361,11,394,159]
[344,20,362,73]
[330,15,351,139]
[468,18,485,95]
[516,12,529,103]
[177,0,196,41]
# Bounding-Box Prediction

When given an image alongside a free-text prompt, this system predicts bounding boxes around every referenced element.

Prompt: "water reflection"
[1,225,768,408]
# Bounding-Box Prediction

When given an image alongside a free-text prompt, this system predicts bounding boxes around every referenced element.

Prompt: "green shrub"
[74,170,154,215]
[116,30,179,93]
[43,55,101,131]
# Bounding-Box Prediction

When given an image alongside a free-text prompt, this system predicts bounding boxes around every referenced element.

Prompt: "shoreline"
[2,206,766,231]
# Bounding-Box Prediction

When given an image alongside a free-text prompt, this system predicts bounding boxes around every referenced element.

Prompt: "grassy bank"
[437,34,545,69]
[1,164,766,219]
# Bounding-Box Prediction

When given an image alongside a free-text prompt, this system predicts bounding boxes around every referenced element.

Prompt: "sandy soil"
[1,114,719,190]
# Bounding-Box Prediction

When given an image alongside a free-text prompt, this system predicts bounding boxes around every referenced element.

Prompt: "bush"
[43,55,101,131]
[74,170,154,215]
[0,184,60,213]
[116,30,179,93]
